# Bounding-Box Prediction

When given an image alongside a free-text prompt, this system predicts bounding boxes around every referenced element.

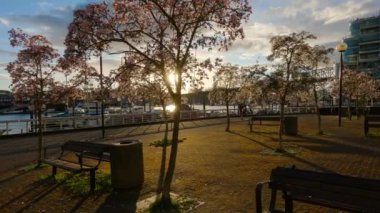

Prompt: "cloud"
[223,0,380,65]
[0,49,17,57]
[314,0,376,24]
[0,17,10,26]
[267,0,321,19]
[0,73,10,80]
[7,4,85,49]
[262,0,380,57]
[218,22,292,63]
[11,14,71,48]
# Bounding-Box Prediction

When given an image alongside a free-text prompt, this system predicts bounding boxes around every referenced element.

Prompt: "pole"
[100,51,105,138]
[338,52,344,127]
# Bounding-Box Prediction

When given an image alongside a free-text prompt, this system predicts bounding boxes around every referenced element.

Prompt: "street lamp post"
[336,42,348,127]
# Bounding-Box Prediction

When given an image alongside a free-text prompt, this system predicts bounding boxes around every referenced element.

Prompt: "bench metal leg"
[52,166,57,176]
[284,193,293,213]
[255,183,264,213]
[255,181,270,213]
[269,187,277,212]
[90,170,95,191]
[250,123,253,132]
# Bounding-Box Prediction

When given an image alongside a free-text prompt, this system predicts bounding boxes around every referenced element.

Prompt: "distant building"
[0,90,13,109]
[343,14,380,78]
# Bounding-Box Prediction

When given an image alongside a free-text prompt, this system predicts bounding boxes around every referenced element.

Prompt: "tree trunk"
[240,104,244,120]
[313,86,322,134]
[226,101,230,131]
[347,98,352,120]
[203,97,206,118]
[37,65,44,167]
[157,103,168,198]
[30,111,34,133]
[161,96,181,204]
[72,99,76,128]
[278,98,285,150]
[355,97,359,120]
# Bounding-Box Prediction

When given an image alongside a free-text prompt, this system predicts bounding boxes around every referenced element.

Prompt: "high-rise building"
[343,14,380,78]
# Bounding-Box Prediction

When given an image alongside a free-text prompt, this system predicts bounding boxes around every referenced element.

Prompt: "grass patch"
[141,195,203,213]
[148,197,180,213]
[40,171,112,196]
[176,196,203,212]
[260,145,301,156]
[366,132,380,138]
[150,138,187,148]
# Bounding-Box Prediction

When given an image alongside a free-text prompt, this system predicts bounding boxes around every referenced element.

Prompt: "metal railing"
[0,107,319,136]
[0,109,239,135]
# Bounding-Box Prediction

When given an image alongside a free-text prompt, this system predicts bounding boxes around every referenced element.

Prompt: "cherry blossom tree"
[209,63,243,131]
[116,60,182,200]
[332,70,379,119]
[58,57,98,112]
[6,29,63,165]
[304,45,333,134]
[267,31,316,150]
[65,0,252,205]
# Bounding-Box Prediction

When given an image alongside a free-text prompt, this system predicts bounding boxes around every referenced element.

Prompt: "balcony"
[360,40,380,45]
[361,31,380,38]
[344,61,357,66]
[359,57,380,62]
[360,33,380,43]
[360,20,380,29]
[359,68,376,72]
[359,48,380,54]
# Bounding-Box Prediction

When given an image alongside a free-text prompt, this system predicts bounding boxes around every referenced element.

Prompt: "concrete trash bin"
[284,117,298,135]
[110,139,144,189]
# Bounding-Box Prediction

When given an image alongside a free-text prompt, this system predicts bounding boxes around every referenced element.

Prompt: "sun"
[168,73,176,85]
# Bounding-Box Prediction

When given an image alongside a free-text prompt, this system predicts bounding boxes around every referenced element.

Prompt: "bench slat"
[271,176,380,199]
[43,159,96,171]
[271,168,380,190]
[257,167,380,212]
[63,141,104,155]
[272,182,380,211]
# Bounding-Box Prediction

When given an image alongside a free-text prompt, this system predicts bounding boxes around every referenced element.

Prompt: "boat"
[84,102,109,115]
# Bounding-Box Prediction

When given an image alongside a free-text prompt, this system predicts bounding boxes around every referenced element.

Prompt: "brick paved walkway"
[0,115,379,212]
[0,117,241,172]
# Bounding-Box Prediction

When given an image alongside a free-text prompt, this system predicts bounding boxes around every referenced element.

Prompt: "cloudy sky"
[0,0,379,91]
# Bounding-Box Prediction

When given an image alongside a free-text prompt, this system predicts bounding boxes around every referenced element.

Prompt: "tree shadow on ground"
[251,130,278,135]
[292,134,380,156]
[229,131,334,173]
[0,169,34,186]
[0,175,63,212]
[252,123,279,127]
[15,181,64,213]
[96,189,140,213]
[254,130,380,156]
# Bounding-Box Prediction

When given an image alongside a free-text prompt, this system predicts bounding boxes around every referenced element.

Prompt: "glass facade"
[343,15,380,78]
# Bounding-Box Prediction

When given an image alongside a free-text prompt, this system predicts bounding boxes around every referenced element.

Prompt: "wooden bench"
[255,166,380,212]
[364,115,380,136]
[248,116,280,132]
[249,116,298,135]
[42,141,106,191]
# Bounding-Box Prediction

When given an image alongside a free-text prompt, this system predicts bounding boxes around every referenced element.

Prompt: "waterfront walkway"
[0,117,240,172]
[0,116,380,212]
